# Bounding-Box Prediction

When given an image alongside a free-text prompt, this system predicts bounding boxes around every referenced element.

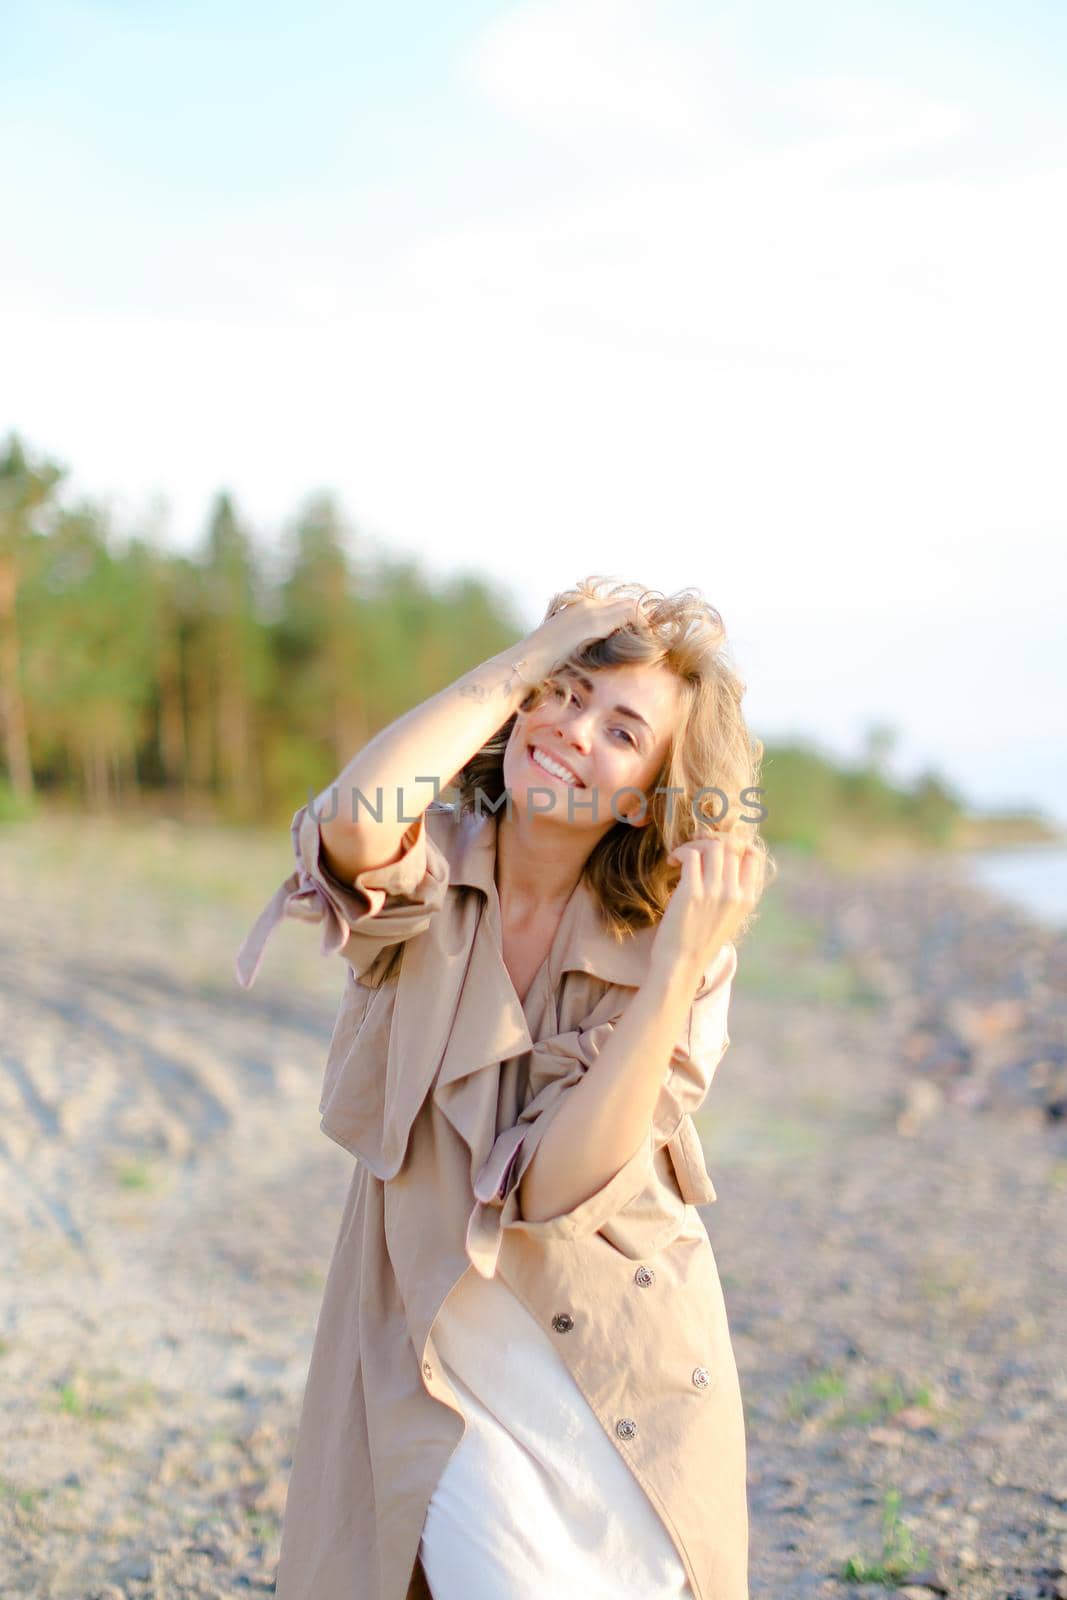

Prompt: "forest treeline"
[0,432,524,823]
[0,430,968,851]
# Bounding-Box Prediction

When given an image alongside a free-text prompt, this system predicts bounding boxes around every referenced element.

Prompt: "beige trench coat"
[235,798,748,1600]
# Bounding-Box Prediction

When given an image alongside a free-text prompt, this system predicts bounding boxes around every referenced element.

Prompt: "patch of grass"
[752,1112,827,1157]
[97,1437,134,1467]
[696,1105,837,1174]
[832,1373,935,1429]
[841,1487,931,1585]
[57,1377,106,1419]
[915,1252,995,1317]
[110,1378,160,1417]
[838,965,886,1009]
[916,1267,952,1301]
[54,1368,160,1421]
[784,1364,848,1420]
[0,781,36,823]
[732,892,884,1010]
[738,945,883,1008]
[7,817,315,969]
[244,1508,281,1543]
[0,1477,47,1513]
[115,1158,159,1191]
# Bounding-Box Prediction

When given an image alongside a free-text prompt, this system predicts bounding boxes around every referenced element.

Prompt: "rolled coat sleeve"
[234,801,450,989]
[469,942,738,1259]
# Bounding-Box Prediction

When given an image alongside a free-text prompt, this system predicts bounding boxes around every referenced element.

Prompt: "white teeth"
[531,746,580,785]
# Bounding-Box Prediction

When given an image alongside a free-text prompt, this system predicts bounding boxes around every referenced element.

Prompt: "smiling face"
[502,661,684,831]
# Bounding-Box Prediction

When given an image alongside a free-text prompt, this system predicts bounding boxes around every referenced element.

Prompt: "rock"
[108,1552,153,1583]
[891,1404,940,1432]
[897,1077,945,1135]
[945,1073,992,1110]
[947,997,1026,1047]
[900,1569,949,1593]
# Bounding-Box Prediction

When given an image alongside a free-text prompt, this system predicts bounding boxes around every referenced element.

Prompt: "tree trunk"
[218,642,252,809]
[0,551,34,800]
[157,631,188,789]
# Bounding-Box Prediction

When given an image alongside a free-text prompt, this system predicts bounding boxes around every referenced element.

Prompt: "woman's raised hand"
[650,833,764,988]
[519,595,644,679]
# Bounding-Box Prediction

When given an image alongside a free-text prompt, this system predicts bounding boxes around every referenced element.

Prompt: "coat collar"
[427,802,658,992]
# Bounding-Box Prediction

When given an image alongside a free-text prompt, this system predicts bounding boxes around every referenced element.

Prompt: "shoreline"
[771,843,1067,1127]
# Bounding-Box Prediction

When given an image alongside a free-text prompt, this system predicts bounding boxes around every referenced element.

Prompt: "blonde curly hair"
[455,576,776,945]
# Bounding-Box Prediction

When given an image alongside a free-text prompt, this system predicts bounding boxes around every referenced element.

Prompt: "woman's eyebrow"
[570,671,654,737]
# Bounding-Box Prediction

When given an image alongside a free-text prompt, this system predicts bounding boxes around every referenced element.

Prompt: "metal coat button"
[634,1265,655,1288]
[615,1417,638,1441]
[423,1361,433,1380]
[692,1366,710,1388]
[551,1312,574,1333]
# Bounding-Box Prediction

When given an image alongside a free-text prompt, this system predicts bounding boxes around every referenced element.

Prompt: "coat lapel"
[434,802,658,992]
[425,804,659,1185]
[355,802,661,1185]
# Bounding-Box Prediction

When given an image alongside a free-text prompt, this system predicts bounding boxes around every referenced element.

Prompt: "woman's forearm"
[314,644,547,877]
[517,954,705,1224]
[310,595,643,881]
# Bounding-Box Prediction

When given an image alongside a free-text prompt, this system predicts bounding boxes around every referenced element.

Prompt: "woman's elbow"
[515,1168,557,1226]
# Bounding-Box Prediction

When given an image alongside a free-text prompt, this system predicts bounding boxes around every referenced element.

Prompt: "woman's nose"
[554,712,593,751]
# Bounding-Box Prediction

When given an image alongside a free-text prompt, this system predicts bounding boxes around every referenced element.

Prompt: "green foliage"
[1,425,971,853]
[0,777,36,821]
[784,1364,847,1419]
[244,1507,281,1543]
[830,1372,935,1429]
[53,1366,160,1421]
[55,1375,110,1420]
[760,735,968,858]
[910,769,962,844]
[115,1159,158,1191]
[0,1476,47,1513]
[3,432,522,820]
[760,742,844,852]
[840,1488,931,1584]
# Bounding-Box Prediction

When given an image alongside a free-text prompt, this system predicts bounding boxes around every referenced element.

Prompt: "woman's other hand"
[649,834,763,989]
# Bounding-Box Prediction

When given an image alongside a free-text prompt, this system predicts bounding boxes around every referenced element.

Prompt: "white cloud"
[459,0,730,145]
[775,74,966,168]
[460,0,966,170]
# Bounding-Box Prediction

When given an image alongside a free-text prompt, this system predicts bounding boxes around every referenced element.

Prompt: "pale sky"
[3,0,1065,822]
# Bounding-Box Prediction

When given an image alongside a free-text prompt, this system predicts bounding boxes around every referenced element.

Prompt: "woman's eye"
[549,685,633,744]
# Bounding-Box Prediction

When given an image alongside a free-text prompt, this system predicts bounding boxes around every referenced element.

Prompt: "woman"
[236,578,771,1600]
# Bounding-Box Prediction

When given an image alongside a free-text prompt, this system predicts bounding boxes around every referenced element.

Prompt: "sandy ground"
[1,815,1064,1600]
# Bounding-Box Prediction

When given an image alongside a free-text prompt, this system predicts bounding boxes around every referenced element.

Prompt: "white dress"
[418,1262,695,1600]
